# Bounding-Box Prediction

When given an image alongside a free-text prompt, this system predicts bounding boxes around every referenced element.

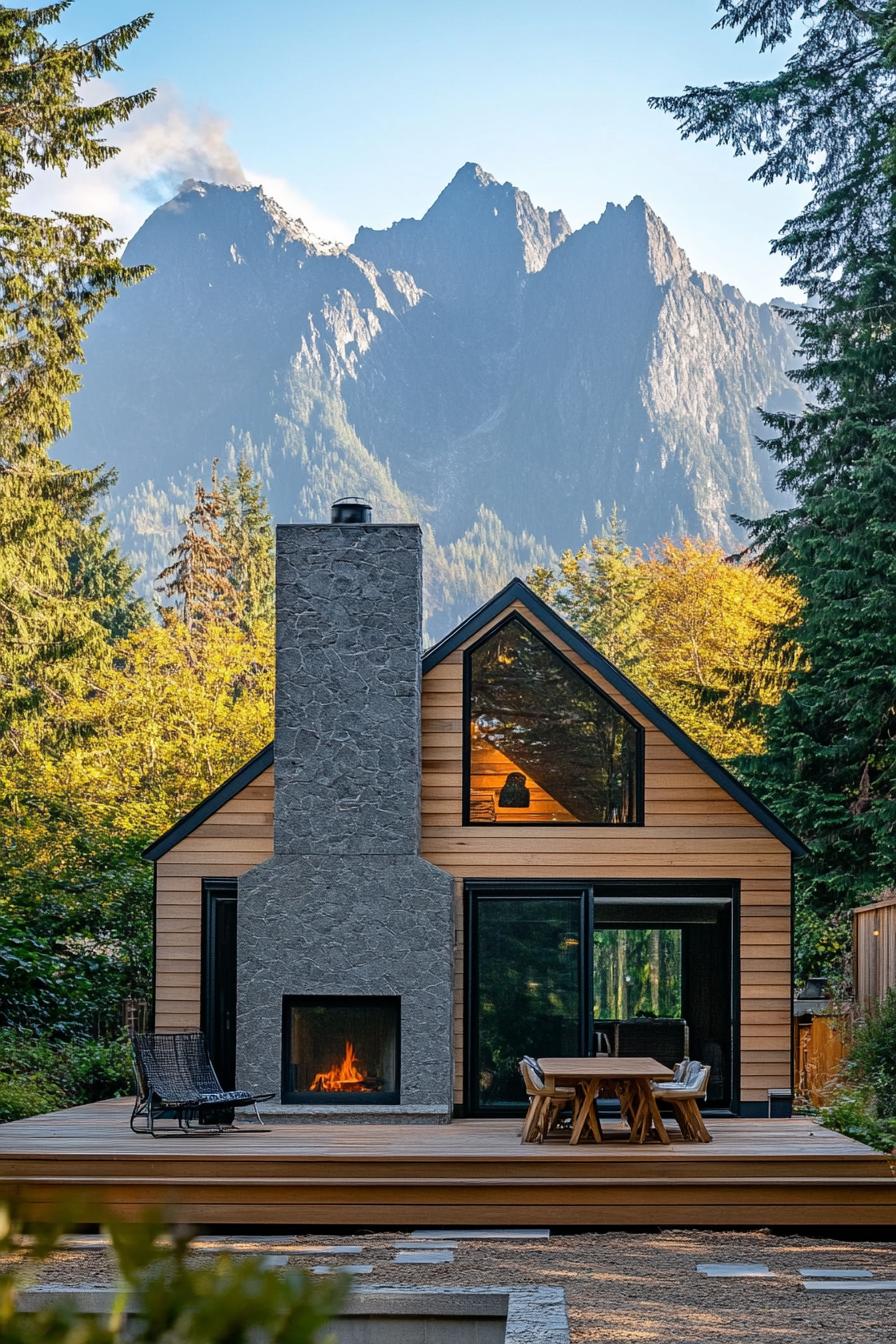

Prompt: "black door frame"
[463,878,740,1117]
[201,878,238,1088]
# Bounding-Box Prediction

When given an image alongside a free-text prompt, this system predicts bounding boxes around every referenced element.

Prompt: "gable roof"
[144,577,807,861]
[424,578,807,856]
[142,743,273,862]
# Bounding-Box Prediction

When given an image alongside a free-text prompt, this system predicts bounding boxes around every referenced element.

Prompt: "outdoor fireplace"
[237,518,453,1117]
[281,995,400,1104]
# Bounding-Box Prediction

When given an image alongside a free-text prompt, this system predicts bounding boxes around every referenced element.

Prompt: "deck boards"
[2,1101,894,1229]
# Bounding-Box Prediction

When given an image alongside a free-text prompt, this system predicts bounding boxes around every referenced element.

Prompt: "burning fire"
[309,1040,372,1093]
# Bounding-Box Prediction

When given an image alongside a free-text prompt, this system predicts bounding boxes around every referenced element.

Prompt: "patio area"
[1,1099,895,1229]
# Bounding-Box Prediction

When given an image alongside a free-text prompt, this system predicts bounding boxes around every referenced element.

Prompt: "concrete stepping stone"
[410,1228,549,1240]
[194,1236,296,1248]
[393,1250,455,1264]
[312,1264,373,1275]
[286,1245,364,1256]
[799,1268,874,1278]
[697,1263,773,1277]
[393,1241,458,1250]
[803,1280,896,1291]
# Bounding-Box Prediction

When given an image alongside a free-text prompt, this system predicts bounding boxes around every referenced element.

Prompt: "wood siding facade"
[154,770,273,1033]
[153,596,793,1110]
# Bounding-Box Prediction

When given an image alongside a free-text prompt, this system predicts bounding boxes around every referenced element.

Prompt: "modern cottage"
[144,505,805,1123]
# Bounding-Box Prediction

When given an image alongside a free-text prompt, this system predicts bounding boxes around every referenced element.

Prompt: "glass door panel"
[594,927,682,1020]
[471,893,584,1113]
[593,893,733,1107]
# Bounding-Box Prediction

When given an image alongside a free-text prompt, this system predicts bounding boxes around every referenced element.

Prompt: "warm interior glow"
[308,1040,374,1093]
[470,735,577,822]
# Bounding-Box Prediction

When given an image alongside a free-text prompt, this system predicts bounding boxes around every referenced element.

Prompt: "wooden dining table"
[537,1056,675,1145]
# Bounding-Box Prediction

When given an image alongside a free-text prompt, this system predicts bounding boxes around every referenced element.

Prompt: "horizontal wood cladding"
[154,767,274,1031]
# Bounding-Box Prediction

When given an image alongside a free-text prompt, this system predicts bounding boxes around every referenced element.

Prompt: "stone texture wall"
[238,853,454,1112]
[274,524,423,855]
[237,522,455,1117]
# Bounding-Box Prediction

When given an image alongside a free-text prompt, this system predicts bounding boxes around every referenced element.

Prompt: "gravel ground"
[4,1228,896,1343]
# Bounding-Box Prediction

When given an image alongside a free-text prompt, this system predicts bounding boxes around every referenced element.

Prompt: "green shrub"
[0,1219,347,1344]
[848,989,896,1116]
[62,1034,133,1105]
[0,1029,65,1122]
[820,991,896,1152]
[821,1087,896,1153]
[0,1073,66,1124]
[0,1028,132,1122]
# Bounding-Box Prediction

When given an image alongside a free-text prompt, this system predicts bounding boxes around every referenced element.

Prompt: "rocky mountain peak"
[125,178,342,271]
[351,162,569,305]
[577,195,693,286]
[450,160,499,188]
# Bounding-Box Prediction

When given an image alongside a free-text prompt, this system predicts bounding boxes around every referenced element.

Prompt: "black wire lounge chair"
[130,1031,274,1136]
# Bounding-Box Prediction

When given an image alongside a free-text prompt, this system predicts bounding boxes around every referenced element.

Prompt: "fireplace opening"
[281,995,400,1104]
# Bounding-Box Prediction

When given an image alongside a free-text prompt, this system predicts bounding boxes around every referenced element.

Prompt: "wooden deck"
[2,1101,895,1229]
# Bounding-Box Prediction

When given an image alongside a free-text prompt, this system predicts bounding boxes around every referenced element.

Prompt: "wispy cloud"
[14,85,350,246]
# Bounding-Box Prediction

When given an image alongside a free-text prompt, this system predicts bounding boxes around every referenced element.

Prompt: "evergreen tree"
[221,458,275,627]
[0,461,146,737]
[0,3,154,735]
[651,2,896,975]
[1,3,154,455]
[157,464,237,634]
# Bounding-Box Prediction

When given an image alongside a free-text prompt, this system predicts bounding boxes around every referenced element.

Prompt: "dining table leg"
[624,1081,648,1143]
[569,1079,601,1144]
[640,1080,672,1145]
[621,1080,671,1144]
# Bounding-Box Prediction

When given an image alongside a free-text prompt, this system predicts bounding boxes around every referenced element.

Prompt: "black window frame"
[461,612,645,827]
[463,878,740,1117]
[200,878,238,1088]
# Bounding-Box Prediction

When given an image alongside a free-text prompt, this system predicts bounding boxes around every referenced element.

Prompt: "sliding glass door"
[593,890,734,1107]
[466,882,737,1115]
[468,890,586,1113]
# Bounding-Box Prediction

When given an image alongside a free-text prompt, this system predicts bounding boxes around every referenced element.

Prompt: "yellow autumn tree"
[639,538,801,758]
[5,617,274,877]
[531,531,801,760]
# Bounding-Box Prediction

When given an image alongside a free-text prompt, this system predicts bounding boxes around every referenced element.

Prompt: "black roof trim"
[424,577,807,856]
[145,577,807,861]
[142,743,274,861]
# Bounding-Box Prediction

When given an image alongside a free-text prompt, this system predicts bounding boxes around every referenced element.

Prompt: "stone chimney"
[273,520,424,856]
[236,507,454,1120]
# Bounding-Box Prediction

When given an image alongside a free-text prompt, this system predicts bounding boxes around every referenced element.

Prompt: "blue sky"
[40,1,808,301]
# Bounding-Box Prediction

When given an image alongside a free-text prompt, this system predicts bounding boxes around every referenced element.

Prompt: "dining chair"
[518,1057,576,1143]
[653,1060,712,1142]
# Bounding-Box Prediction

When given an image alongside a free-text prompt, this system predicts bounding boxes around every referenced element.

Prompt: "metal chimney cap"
[331,497,372,524]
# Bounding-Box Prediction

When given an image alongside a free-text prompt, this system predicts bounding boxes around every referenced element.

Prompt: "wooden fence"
[853,890,896,1008]
[794,1013,851,1109]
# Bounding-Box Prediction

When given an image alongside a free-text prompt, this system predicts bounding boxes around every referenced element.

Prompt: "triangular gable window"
[464,614,643,825]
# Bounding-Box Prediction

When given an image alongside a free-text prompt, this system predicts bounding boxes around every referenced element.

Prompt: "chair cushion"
[682,1060,703,1089]
[672,1057,690,1084]
[197,1090,254,1106]
[521,1055,545,1086]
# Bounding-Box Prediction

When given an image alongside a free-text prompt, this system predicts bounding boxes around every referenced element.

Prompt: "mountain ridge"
[64,164,800,637]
